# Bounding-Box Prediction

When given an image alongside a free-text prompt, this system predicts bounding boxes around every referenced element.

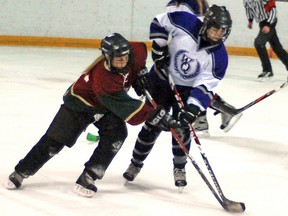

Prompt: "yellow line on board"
[0,35,281,58]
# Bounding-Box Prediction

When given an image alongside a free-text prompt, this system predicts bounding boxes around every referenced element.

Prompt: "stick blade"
[223,200,246,213]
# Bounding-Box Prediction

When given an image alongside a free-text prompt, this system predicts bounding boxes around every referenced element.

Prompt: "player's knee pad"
[39,135,65,156]
[172,128,191,156]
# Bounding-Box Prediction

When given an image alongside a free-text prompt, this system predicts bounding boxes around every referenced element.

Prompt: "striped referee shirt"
[243,0,277,24]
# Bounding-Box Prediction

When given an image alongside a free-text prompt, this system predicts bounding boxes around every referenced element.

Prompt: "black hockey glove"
[178,104,201,126]
[210,95,238,116]
[151,41,170,69]
[147,106,181,131]
[132,67,151,96]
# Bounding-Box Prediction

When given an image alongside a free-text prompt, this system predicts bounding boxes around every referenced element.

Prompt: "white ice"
[0,46,288,216]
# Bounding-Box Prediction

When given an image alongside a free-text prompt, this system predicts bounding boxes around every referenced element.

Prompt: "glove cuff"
[186,104,201,117]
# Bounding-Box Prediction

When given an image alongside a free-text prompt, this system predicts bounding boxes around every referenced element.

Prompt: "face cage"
[201,22,231,45]
[105,53,130,74]
[219,27,231,43]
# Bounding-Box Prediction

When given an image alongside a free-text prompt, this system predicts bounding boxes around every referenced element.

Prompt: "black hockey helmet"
[200,4,232,44]
[101,33,131,74]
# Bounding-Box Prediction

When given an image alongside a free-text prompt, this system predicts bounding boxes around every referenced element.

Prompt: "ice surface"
[1,46,287,216]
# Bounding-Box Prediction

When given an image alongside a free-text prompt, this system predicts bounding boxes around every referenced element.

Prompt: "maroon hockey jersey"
[63,42,154,125]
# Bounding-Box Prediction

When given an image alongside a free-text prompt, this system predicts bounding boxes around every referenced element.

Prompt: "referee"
[244,0,288,80]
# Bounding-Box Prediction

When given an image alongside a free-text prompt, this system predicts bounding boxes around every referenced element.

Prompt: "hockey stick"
[234,81,288,114]
[144,88,245,212]
[165,73,245,213]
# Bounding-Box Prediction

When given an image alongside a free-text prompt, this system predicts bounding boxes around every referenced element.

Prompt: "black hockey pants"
[255,20,288,72]
[15,104,127,180]
[84,113,127,180]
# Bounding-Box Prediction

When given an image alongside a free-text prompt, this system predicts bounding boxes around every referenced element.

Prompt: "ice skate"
[123,163,142,181]
[193,115,210,138]
[173,167,187,192]
[4,171,25,190]
[73,171,97,198]
[258,71,274,81]
[220,112,243,132]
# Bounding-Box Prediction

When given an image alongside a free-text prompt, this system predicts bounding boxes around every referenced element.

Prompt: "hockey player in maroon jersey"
[4,33,182,198]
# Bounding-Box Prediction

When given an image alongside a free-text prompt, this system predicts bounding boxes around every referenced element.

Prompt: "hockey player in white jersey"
[166,0,209,16]
[123,4,237,188]
[165,0,242,137]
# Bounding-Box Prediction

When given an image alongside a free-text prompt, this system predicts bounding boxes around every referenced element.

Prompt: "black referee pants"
[254,20,288,73]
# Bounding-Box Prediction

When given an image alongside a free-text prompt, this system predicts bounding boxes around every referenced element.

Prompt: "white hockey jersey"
[149,11,228,111]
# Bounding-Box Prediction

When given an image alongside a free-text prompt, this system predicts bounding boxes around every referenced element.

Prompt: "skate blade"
[73,184,95,198]
[175,181,187,193]
[178,186,185,193]
[3,179,17,190]
[258,76,273,82]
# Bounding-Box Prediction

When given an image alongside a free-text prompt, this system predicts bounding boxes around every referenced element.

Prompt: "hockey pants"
[15,104,127,180]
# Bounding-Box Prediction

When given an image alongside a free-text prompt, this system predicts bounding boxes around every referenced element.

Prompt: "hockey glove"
[178,104,201,126]
[151,41,170,69]
[147,106,181,131]
[132,67,151,96]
